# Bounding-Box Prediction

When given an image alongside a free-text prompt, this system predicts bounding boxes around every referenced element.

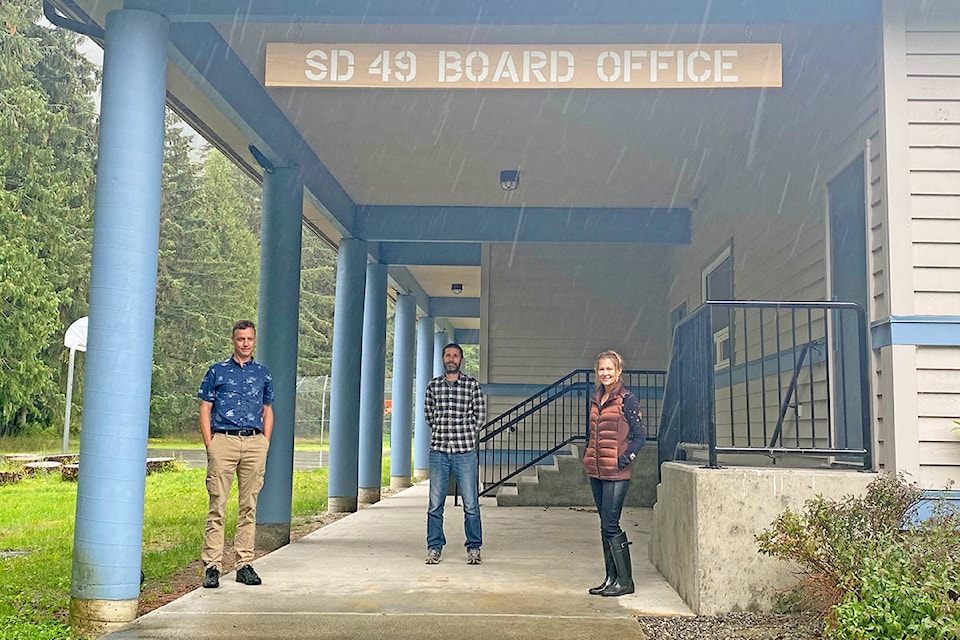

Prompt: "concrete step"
[496,443,659,508]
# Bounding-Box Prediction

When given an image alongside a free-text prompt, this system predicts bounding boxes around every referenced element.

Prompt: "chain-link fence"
[295,376,393,443]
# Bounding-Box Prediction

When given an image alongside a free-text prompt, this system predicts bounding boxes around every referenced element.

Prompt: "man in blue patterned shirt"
[424,343,486,565]
[197,320,274,589]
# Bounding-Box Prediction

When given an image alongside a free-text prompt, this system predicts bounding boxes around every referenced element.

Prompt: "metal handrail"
[659,300,873,472]
[770,342,810,448]
[477,369,666,496]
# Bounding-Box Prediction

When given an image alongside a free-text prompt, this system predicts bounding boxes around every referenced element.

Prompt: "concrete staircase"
[494,442,659,507]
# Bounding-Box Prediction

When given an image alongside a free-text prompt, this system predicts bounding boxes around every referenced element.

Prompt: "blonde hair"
[595,350,625,375]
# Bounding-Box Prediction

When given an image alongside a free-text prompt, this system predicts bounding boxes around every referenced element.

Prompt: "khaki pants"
[202,432,270,571]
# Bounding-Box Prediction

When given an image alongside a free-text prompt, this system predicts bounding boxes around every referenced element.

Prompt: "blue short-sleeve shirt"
[197,357,274,432]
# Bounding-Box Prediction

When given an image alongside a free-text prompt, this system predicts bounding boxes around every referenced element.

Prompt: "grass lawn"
[0,454,383,640]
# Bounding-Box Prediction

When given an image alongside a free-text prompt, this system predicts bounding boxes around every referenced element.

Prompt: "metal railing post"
[856,305,874,470]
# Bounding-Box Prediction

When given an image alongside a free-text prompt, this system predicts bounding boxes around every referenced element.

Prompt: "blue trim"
[358,206,691,244]
[479,449,568,467]
[358,264,388,490]
[906,490,960,526]
[414,318,435,472]
[433,331,449,377]
[389,295,416,478]
[166,23,356,233]
[74,9,169,602]
[386,266,430,314]
[714,339,827,388]
[125,0,880,24]
[377,242,481,266]
[327,239,368,501]
[870,316,960,348]
[257,167,303,525]
[484,382,664,399]
[484,383,553,397]
[429,297,480,319]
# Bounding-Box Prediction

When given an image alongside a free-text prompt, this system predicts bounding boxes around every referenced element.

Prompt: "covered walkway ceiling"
[56,0,880,328]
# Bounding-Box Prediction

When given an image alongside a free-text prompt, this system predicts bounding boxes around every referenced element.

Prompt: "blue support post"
[434,330,449,376]
[389,294,416,489]
[328,238,367,512]
[413,317,435,478]
[69,9,168,635]
[254,166,303,550]
[358,263,388,506]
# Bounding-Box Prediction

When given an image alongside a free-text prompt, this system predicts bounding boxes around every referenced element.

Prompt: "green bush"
[756,473,960,639]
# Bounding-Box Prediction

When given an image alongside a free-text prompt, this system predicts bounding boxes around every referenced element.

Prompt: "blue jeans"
[589,477,630,538]
[427,449,482,551]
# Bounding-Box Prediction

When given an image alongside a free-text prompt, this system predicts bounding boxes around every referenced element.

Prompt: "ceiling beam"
[429,297,481,319]
[125,0,879,24]
[358,206,691,244]
[166,23,356,234]
[375,242,481,266]
[386,266,430,313]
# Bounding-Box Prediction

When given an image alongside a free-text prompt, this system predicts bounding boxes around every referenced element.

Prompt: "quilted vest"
[581,381,632,481]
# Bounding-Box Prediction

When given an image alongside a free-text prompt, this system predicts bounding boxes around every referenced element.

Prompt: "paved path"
[105,483,691,639]
[148,449,326,471]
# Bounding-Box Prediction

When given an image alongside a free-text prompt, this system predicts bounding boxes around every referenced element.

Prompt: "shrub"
[756,473,960,639]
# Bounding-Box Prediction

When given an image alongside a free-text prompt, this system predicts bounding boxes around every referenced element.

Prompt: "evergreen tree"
[297,233,337,377]
[0,1,97,434]
[150,121,260,435]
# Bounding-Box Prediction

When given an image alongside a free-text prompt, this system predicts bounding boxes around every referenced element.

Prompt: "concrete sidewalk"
[105,483,691,639]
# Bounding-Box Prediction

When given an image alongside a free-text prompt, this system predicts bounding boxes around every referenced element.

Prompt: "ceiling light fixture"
[451,283,464,295]
[499,169,520,191]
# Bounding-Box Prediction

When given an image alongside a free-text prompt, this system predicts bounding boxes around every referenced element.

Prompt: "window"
[702,245,733,369]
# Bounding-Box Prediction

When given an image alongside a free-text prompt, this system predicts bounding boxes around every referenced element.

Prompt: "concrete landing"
[105,483,691,639]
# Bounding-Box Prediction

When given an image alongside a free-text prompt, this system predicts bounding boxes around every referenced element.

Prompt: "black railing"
[658,301,872,472]
[477,369,666,496]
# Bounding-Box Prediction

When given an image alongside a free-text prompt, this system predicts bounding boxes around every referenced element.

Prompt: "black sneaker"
[202,566,219,589]
[236,564,262,585]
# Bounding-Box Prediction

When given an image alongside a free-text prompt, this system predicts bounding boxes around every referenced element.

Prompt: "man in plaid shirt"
[424,343,486,565]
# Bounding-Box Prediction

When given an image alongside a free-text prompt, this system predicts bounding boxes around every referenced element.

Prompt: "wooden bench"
[23,461,63,475]
[146,457,176,474]
[43,453,79,465]
[61,464,80,482]
[3,454,41,466]
[0,471,23,485]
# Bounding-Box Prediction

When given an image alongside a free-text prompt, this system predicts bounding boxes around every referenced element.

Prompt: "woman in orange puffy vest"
[581,350,645,596]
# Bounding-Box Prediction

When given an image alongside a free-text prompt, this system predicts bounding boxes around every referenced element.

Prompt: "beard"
[444,362,460,373]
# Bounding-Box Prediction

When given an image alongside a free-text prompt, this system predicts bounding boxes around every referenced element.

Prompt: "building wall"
[663,26,883,472]
[482,242,676,417]
[876,0,960,487]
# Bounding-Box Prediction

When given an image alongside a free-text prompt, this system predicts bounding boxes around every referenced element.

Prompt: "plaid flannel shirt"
[424,373,486,454]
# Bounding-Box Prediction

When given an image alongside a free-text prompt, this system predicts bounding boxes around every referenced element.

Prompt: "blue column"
[389,294,416,489]
[254,166,303,550]
[70,9,168,634]
[358,263,388,506]
[434,330,449,376]
[328,238,367,512]
[413,317,435,478]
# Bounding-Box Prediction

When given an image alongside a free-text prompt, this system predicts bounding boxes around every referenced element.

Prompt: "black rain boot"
[588,537,617,595]
[600,532,634,596]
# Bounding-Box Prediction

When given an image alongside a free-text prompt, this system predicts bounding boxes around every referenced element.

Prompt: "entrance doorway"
[827,155,868,450]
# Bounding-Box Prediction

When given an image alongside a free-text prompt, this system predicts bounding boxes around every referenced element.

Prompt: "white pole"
[319,375,329,446]
[63,347,77,454]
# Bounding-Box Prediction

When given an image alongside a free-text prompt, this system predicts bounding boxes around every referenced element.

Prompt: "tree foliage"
[0,1,341,437]
[150,120,261,435]
[0,1,97,435]
[298,233,337,377]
